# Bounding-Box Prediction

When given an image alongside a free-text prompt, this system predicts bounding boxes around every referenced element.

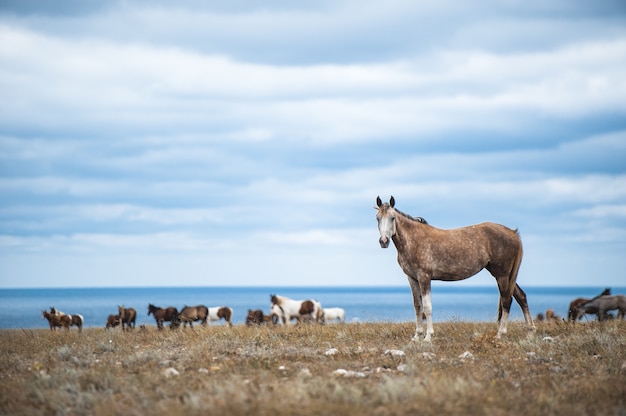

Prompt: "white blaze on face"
[377,208,395,248]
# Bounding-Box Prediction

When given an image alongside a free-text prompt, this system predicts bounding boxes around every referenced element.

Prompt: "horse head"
[270,294,281,305]
[375,196,396,248]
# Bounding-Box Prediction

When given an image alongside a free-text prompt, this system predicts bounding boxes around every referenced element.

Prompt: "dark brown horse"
[147,304,179,330]
[245,309,273,326]
[118,306,137,331]
[568,288,611,322]
[576,294,625,321]
[105,314,120,329]
[42,310,71,330]
[375,196,535,341]
[178,305,209,327]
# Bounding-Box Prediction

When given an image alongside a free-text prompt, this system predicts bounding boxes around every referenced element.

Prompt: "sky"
[1,1,625,289]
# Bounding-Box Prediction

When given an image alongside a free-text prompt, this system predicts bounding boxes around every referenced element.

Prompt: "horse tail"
[508,231,523,299]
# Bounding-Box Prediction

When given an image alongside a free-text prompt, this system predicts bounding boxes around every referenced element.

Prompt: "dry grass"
[1,320,625,415]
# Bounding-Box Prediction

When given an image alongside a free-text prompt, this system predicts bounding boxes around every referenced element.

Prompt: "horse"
[568,288,611,322]
[576,295,626,321]
[322,307,346,323]
[245,309,272,326]
[547,309,562,321]
[375,196,535,342]
[147,304,179,330]
[118,306,137,331]
[50,307,83,332]
[105,314,121,329]
[178,305,209,327]
[270,294,323,324]
[207,306,233,326]
[42,310,71,331]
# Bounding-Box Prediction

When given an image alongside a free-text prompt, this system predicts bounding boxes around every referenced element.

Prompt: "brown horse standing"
[118,306,137,331]
[178,305,209,328]
[42,310,71,331]
[147,304,179,330]
[375,196,535,341]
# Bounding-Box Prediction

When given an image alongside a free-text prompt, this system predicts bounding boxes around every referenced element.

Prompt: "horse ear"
[390,196,395,207]
[376,196,382,207]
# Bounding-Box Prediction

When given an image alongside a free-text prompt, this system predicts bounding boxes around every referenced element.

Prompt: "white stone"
[384,349,405,357]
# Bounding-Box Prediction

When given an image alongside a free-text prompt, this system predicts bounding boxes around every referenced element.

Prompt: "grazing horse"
[246,309,274,326]
[118,306,137,331]
[270,295,323,324]
[105,314,121,329]
[42,310,71,331]
[178,305,209,327]
[375,196,535,341]
[147,304,179,330]
[207,306,233,326]
[568,288,611,322]
[322,307,346,323]
[576,295,626,321]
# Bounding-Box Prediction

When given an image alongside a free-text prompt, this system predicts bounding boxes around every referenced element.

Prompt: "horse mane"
[394,208,428,225]
[270,294,282,305]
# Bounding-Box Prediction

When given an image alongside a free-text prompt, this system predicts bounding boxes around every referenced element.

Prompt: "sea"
[0,285,621,330]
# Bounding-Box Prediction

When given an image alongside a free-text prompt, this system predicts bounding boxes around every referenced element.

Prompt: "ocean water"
[0,285,622,329]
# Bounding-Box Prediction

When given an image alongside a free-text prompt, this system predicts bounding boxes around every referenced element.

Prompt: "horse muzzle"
[379,237,390,248]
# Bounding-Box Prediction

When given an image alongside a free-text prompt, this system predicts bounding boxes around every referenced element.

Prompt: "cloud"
[0,1,625,288]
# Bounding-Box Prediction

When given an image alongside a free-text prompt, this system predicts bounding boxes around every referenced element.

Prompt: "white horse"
[270,294,323,324]
[207,306,233,326]
[322,307,345,323]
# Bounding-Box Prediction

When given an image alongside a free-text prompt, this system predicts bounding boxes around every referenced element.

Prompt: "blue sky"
[1,1,625,288]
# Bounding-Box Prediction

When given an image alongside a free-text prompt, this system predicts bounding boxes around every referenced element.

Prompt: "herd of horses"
[38,195,623,339]
[41,296,347,332]
[534,288,626,322]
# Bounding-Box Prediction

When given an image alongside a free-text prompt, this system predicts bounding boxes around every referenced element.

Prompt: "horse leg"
[495,277,514,338]
[407,276,424,340]
[513,283,536,330]
[419,278,434,342]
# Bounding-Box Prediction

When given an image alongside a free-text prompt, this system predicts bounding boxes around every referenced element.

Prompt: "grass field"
[1,320,624,415]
